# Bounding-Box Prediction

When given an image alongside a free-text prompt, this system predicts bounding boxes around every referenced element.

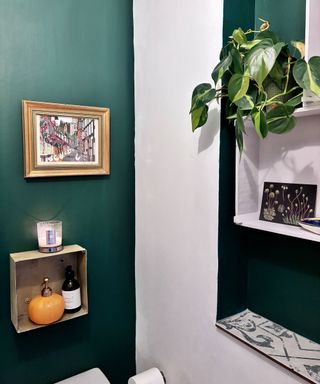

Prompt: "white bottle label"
[62,288,81,309]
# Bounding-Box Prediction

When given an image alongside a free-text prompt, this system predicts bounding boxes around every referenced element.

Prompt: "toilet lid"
[55,368,110,384]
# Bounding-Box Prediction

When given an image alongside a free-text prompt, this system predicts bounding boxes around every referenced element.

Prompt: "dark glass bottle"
[62,265,81,313]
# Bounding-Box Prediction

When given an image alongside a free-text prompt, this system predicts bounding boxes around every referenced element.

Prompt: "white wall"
[133,1,303,383]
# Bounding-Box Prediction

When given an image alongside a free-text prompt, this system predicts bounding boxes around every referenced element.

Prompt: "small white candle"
[37,221,62,249]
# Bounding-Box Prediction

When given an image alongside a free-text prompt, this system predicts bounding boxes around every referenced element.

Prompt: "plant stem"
[284,56,292,94]
[244,29,260,35]
[266,87,301,104]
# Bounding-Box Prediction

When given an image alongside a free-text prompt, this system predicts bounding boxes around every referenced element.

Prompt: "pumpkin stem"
[41,277,53,297]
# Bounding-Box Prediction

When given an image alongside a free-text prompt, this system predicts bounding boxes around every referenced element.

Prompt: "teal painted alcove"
[219,0,320,344]
[255,0,305,42]
[0,1,135,383]
[218,0,255,320]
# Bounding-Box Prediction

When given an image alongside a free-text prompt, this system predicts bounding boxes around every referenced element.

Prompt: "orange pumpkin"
[28,277,65,325]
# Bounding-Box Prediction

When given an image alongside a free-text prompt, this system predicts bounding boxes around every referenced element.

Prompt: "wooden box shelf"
[10,244,88,333]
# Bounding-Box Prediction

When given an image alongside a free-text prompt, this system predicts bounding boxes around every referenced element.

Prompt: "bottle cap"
[65,265,75,279]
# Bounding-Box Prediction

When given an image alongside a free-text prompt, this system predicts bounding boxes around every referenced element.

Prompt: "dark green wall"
[220,0,320,344]
[0,1,135,383]
[247,232,320,342]
[255,0,305,42]
[217,0,255,320]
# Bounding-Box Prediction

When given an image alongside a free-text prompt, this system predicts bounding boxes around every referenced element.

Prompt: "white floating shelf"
[235,110,320,242]
[234,212,320,242]
[234,0,320,242]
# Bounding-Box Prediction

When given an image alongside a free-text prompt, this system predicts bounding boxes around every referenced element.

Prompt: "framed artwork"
[259,182,317,226]
[22,100,110,178]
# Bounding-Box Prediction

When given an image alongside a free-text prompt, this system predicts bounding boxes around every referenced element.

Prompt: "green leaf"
[268,60,285,89]
[291,40,305,58]
[228,73,250,102]
[235,109,245,154]
[225,100,237,119]
[267,105,296,133]
[274,42,286,56]
[241,39,261,50]
[285,94,302,107]
[268,103,295,116]
[219,42,233,60]
[255,30,280,44]
[191,105,209,131]
[212,53,233,85]
[267,115,296,134]
[232,28,247,45]
[190,83,216,112]
[267,116,296,134]
[251,109,268,139]
[192,83,211,98]
[235,95,254,110]
[230,47,243,74]
[201,88,216,103]
[246,84,258,104]
[293,56,320,97]
[245,39,284,89]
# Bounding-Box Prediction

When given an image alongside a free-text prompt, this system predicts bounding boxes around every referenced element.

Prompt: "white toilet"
[55,368,110,384]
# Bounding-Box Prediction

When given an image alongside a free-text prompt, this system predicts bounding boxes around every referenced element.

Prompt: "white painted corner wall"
[133,1,303,383]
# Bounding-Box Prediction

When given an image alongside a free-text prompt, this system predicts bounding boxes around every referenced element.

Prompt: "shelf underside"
[16,306,88,333]
[217,310,320,384]
[234,213,320,242]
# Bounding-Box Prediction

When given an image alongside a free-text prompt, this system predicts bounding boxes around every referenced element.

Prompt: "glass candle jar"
[37,221,63,253]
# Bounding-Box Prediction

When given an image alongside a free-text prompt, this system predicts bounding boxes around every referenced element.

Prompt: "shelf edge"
[294,105,320,118]
[217,309,320,384]
[234,214,320,242]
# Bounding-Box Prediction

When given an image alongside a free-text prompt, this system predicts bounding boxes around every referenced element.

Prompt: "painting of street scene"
[36,114,99,165]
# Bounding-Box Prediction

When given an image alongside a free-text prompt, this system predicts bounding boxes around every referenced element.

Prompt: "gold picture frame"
[22,100,110,178]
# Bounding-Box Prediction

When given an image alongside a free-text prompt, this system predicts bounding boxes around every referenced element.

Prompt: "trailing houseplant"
[190,20,320,153]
